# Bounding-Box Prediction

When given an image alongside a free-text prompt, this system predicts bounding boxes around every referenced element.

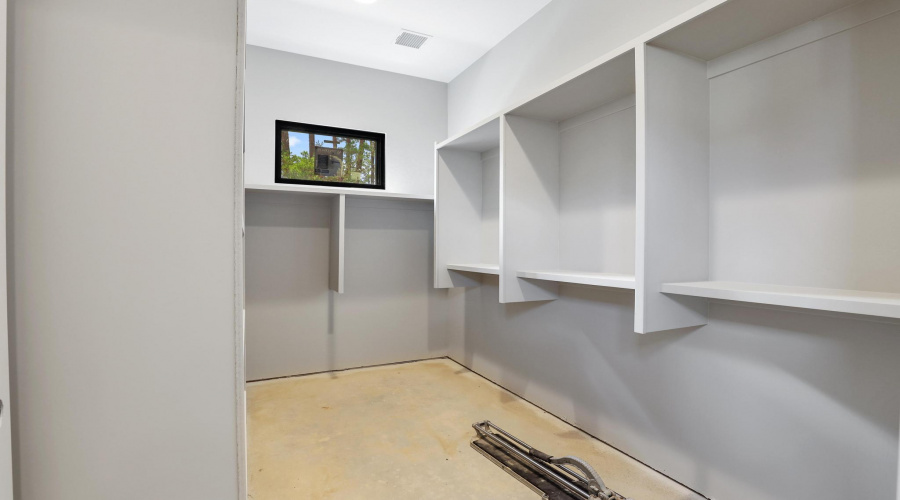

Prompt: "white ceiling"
[247,0,554,82]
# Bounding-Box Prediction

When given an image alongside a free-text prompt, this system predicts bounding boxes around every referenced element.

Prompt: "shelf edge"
[661,281,900,319]
[518,270,636,289]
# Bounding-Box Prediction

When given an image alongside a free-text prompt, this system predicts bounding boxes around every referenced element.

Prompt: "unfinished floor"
[247,358,704,500]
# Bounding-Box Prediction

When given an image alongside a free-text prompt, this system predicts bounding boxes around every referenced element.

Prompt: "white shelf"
[509,50,635,123]
[245,183,433,201]
[518,270,635,289]
[435,139,500,289]
[650,0,861,62]
[447,263,500,276]
[435,117,500,153]
[500,50,637,304]
[661,281,900,320]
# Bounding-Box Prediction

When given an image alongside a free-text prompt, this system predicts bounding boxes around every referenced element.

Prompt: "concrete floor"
[247,358,704,500]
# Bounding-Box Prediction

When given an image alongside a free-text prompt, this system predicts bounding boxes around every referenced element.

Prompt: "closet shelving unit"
[434,0,900,330]
[434,117,502,288]
[246,184,433,294]
[637,0,900,331]
[434,51,639,302]
[503,50,637,303]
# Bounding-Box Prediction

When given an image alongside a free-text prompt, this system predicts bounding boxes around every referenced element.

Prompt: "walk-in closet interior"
[241,0,900,499]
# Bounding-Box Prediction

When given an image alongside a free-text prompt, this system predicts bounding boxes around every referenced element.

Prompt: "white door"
[0,0,13,497]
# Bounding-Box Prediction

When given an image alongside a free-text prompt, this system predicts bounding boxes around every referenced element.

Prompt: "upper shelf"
[447,263,500,276]
[661,281,900,320]
[518,270,636,290]
[435,117,500,153]
[508,50,635,123]
[245,183,433,201]
[650,0,861,61]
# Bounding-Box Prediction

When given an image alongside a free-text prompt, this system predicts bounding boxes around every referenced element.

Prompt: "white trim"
[233,0,248,497]
[633,44,648,334]
[0,0,12,495]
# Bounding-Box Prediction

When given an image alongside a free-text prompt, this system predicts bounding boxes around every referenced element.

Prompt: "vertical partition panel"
[329,194,346,293]
[635,44,710,333]
[501,115,561,303]
[435,148,484,288]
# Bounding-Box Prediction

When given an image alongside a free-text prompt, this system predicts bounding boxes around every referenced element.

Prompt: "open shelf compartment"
[502,49,637,302]
[636,0,900,331]
[435,117,501,288]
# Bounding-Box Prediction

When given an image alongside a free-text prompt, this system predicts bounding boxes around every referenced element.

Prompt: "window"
[275,120,385,189]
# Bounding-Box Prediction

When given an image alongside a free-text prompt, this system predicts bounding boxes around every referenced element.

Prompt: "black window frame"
[275,120,386,190]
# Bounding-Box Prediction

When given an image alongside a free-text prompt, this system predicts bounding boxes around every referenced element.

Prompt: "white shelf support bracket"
[330,194,346,293]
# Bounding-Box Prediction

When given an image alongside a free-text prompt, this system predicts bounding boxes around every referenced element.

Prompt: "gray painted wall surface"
[8,0,240,498]
[708,10,900,292]
[245,46,447,197]
[447,0,708,134]
[451,280,900,500]
[245,192,462,381]
[447,3,900,500]
[243,49,457,381]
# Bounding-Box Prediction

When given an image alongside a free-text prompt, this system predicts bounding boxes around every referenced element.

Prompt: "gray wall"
[243,47,457,381]
[447,0,708,134]
[708,10,900,292]
[453,281,900,500]
[245,193,462,381]
[7,0,240,498]
[447,2,900,500]
[245,46,447,197]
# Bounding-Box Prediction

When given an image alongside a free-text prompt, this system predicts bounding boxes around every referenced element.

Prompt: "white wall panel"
[9,0,241,497]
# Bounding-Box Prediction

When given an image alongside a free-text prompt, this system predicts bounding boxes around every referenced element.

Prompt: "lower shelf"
[517,270,636,289]
[447,263,500,276]
[661,281,900,320]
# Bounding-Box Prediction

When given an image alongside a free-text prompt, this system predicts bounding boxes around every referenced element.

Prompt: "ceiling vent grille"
[395,30,431,49]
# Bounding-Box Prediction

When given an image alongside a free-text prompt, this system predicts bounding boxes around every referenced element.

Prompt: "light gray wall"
[708,10,900,292]
[447,0,708,134]
[245,192,462,381]
[452,282,900,500]
[245,46,447,197]
[7,0,240,499]
[447,2,900,500]
[558,101,635,274]
[243,47,457,381]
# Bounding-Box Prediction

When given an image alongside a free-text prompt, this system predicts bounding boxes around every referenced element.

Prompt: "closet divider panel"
[500,114,561,303]
[329,194,346,293]
[635,44,710,334]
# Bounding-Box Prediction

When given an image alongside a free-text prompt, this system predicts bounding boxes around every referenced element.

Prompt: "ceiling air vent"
[395,30,431,49]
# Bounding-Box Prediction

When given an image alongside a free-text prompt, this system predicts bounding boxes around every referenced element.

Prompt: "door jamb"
[232,0,248,497]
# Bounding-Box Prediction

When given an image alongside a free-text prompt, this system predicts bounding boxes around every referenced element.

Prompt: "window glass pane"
[279,130,379,186]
